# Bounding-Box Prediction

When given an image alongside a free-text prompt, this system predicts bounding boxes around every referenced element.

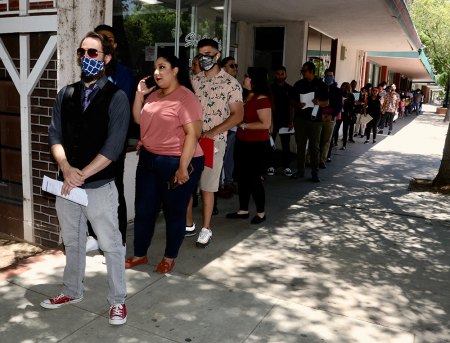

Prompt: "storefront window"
[113,0,227,81]
[307,27,332,78]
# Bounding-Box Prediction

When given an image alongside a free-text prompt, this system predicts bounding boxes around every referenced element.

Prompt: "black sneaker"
[319,162,326,169]
[311,174,320,183]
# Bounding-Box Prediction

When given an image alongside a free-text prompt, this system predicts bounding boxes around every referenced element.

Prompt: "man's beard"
[80,69,105,83]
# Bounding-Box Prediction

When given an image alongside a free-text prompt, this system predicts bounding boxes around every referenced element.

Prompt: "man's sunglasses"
[76,48,103,59]
[228,63,238,69]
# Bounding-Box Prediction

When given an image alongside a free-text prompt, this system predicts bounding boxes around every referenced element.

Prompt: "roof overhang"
[367,50,435,82]
[231,0,434,81]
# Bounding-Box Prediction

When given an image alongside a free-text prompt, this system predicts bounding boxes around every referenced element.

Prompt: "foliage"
[409,0,450,88]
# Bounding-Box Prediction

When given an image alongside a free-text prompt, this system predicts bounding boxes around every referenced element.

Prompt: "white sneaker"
[86,236,99,252]
[196,227,212,248]
[185,223,196,237]
[266,167,275,176]
[283,168,293,177]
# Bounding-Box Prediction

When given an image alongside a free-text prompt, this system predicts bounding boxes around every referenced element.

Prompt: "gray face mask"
[199,54,217,71]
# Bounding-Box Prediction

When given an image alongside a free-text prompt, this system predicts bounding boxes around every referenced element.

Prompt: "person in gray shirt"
[41,31,129,326]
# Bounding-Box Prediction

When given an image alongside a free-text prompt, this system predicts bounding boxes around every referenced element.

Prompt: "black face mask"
[199,54,217,71]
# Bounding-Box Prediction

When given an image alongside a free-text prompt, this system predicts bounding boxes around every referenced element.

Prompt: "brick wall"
[0,33,60,247]
[30,56,60,247]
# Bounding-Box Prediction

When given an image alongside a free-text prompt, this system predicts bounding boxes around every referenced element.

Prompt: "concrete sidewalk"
[2,105,450,343]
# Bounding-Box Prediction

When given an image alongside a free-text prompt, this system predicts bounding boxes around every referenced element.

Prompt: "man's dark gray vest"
[61,80,119,184]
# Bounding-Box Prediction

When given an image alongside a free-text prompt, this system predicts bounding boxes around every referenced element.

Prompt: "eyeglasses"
[227,63,238,69]
[76,48,103,59]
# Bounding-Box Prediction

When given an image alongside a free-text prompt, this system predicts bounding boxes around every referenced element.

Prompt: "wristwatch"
[240,123,247,130]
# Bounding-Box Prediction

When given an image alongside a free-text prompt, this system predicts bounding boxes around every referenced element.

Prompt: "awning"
[367,50,435,82]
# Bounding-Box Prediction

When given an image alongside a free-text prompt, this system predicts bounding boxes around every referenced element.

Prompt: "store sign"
[184,32,222,51]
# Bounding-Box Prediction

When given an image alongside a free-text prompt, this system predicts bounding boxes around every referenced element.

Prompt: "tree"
[408,0,450,189]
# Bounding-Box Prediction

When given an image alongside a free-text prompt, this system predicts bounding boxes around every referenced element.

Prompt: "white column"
[57,0,110,90]
[285,21,308,85]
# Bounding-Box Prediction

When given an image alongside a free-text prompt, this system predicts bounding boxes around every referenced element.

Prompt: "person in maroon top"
[226,67,272,224]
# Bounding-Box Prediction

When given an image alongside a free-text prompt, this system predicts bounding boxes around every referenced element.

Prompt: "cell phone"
[167,164,194,190]
[145,76,156,88]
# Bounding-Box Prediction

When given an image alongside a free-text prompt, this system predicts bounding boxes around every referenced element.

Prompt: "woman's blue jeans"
[133,149,204,258]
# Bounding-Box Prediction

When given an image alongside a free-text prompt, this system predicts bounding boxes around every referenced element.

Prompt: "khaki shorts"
[199,139,226,192]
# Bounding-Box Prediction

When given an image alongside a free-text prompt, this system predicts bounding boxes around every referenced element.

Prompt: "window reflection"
[114,0,225,81]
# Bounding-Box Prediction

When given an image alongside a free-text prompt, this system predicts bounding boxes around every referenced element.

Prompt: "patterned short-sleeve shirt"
[192,69,243,142]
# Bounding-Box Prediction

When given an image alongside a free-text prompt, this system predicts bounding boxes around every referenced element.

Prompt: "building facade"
[0,0,434,247]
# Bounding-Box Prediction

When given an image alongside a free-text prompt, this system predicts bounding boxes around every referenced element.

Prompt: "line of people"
[40,25,416,326]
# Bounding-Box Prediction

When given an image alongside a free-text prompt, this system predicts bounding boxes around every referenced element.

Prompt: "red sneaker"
[40,293,83,309]
[109,303,127,325]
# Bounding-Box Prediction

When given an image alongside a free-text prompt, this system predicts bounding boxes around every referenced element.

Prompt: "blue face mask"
[81,56,105,77]
[324,76,334,85]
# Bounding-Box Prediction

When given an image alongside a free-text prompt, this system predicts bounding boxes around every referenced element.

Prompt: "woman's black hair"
[247,67,271,99]
[156,52,194,93]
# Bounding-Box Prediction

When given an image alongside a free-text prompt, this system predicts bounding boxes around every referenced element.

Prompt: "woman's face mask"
[199,54,217,71]
[81,56,105,77]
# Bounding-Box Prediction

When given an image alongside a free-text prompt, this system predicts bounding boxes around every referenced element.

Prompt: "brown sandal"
[125,256,148,269]
[156,258,176,274]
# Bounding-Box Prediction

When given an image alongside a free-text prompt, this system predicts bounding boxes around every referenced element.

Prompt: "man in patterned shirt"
[381,83,400,135]
[187,38,244,248]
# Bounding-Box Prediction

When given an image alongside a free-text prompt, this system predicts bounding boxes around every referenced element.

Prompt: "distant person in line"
[217,56,240,198]
[339,82,356,150]
[320,68,342,167]
[266,66,295,177]
[291,61,329,182]
[364,86,382,144]
[226,67,271,224]
[380,84,400,135]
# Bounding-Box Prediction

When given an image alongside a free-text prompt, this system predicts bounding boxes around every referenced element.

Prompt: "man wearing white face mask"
[43,31,129,325]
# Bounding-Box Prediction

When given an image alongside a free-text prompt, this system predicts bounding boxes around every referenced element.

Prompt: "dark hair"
[324,68,333,74]
[81,31,114,56]
[303,61,315,74]
[197,38,219,50]
[340,82,351,97]
[220,56,235,68]
[156,52,194,93]
[274,65,286,72]
[94,24,116,38]
[247,67,271,98]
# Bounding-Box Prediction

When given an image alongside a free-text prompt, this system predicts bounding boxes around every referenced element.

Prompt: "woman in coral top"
[226,67,272,224]
[126,53,204,273]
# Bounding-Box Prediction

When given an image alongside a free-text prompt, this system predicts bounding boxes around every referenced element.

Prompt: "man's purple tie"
[82,84,97,112]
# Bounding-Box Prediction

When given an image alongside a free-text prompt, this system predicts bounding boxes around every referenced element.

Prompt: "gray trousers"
[56,181,126,305]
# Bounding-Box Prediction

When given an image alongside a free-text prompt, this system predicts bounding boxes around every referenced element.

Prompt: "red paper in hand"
[199,137,214,168]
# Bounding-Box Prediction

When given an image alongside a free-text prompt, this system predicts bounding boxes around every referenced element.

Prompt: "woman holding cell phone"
[126,53,204,273]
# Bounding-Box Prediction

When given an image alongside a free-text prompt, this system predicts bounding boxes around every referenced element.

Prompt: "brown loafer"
[156,258,176,274]
[125,256,148,269]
